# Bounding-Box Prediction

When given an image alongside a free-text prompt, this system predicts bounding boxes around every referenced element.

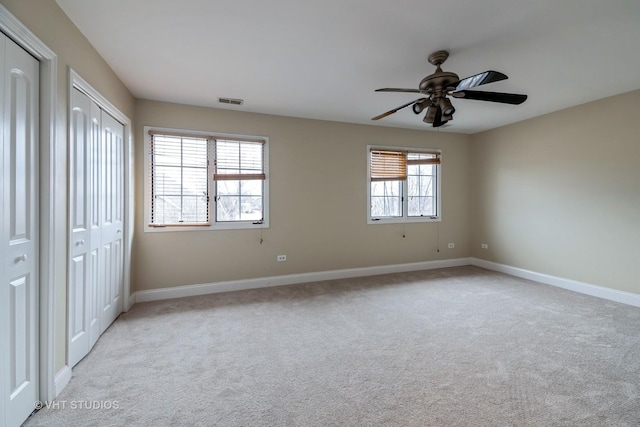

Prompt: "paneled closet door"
[68,88,101,367]
[68,88,124,367]
[99,110,124,333]
[0,32,40,427]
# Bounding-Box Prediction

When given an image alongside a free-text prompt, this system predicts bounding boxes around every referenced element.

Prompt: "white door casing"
[0,31,39,427]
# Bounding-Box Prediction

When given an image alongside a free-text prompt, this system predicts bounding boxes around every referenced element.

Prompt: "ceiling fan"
[372,50,527,127]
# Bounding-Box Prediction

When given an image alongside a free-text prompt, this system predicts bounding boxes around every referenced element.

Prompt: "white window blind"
[214,139,265,222]
[213,139,266,180]
[149,133,209,226]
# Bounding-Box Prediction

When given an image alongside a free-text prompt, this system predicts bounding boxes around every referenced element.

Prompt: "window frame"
[367,145,441,224]
[144,126,269,232]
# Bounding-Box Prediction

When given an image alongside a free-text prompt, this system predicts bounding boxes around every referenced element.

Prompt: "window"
[146,128,268,231]
[368,146,440,223]
[150,134,209,225]
[214,139,266,222]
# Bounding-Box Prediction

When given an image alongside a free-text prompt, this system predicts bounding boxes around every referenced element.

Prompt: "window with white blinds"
[146,129,268,230]
[214,139,265,222]
[368,146,441,223]
[150,134,209,225]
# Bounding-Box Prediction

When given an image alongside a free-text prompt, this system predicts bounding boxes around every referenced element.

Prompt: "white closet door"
[88,101,102,349]
[68,88,124,366]
[99,111,124,332]
[0,32,39,427]
[68,88,101,367]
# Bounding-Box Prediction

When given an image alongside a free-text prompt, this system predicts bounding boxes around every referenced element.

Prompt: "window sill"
[144,221,269,233]
[367,216,441,225]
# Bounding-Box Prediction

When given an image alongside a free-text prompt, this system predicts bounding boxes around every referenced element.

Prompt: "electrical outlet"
[481,243,489,249]
[448,243,455,249]
[277,255,287,262]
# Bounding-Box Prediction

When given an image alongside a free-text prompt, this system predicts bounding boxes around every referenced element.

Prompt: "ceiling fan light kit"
[438,97,455,116]
[412,98,430,114]
[373,50,527,127]
[423,104,438,124]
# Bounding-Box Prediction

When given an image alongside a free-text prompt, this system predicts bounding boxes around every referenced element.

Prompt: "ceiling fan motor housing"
[418,68,459,93]
[420,50,459,94]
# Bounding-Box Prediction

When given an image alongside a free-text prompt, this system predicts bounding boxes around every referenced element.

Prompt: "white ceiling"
[56,0,640,134]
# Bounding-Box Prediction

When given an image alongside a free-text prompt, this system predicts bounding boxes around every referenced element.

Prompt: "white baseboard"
[130,256,640,308]
[54,365,71,397]
[132,257,473,303]
[471,258,640,308]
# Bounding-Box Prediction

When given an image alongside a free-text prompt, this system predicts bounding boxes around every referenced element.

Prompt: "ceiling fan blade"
[372,98,426,120]
[453,71,508,91]
[452,90,527,105]
[375,88,422,93]
[432,106,448,128]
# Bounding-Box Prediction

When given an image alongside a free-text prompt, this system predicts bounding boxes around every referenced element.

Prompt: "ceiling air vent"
[218,97,244,106]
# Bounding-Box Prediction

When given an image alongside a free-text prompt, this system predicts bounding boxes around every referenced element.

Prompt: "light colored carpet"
[25,266,640,426]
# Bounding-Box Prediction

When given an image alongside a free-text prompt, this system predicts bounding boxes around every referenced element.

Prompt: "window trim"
[144,126,269,232]
[366,145,441,225]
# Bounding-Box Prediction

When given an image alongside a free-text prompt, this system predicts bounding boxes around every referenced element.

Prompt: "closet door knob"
[15,254,27,263]
[77,239,85,246]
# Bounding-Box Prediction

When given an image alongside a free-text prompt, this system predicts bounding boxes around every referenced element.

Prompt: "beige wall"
[471,89,640,294]
[1,0,135,372]
[134,100,471,290]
